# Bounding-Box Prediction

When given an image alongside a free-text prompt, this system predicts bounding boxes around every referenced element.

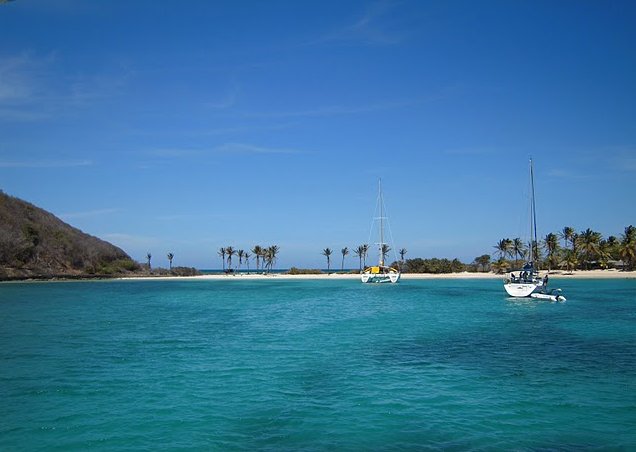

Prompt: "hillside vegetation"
[0,191,140,280]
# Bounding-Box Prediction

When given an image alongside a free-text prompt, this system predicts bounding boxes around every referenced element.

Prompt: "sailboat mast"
[530,158,538,265]
[379,178,384,266]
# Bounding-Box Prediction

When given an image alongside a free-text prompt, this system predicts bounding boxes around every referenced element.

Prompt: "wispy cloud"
[545,169,589,179]
[7,1,108,15]
[240,99,416,119]
[196,122,297,136]
[60,208,119,219]
[610,148,636,172]
[68,70,131,105]
[309,1,406,46]
[0,53,39,102]
[0,52,131,120]
[144,148,202,158]
[0,159,92,168]
[567,145,636,174]
[139,142,303,162]
[0,107,47,121]
[616,157,636,171]
[214,143,303,154]
[156,213,224,221]
[204,81,240,110]
[444,147,499,156]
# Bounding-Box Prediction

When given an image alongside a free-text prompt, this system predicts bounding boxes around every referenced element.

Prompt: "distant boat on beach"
[503,159,565,302]
[361,180,400,284]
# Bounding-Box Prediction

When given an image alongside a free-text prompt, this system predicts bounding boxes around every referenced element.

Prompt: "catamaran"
[361,180,400,284]
[503,159,565,302]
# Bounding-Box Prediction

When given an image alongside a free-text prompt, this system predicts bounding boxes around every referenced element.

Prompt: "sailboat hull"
[504,282,542,297]
[501,159,566,301]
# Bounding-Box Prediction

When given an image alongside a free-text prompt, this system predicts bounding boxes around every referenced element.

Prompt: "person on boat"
[543,274,549,285]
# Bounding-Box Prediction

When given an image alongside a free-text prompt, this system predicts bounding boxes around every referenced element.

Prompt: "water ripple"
[0,279,634,449]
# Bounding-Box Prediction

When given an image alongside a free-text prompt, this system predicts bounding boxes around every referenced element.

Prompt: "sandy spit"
[118,269,636,281]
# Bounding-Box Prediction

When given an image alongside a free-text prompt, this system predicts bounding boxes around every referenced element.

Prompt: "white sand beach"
[119,269,636,281]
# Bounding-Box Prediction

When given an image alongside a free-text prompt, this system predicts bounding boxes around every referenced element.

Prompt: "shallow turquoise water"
[1,278,635,450]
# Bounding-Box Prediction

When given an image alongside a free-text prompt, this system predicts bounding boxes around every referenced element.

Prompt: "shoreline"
[117,269,636,281]
[3,269,635,284]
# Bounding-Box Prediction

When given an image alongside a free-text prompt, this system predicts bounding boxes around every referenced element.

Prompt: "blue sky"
[1,0,635,269]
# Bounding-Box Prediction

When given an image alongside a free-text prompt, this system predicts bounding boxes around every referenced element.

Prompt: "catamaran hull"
[361,273,400,283]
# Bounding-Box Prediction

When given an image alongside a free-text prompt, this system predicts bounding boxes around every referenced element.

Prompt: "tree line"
[490,225,636,273]
[320,245,408,272]
[217,245,280,273]
[143,224,636,276]
[141,251,200,276]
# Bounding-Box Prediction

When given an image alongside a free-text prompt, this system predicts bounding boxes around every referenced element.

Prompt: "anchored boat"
[503,159,566,302]
[361,180,400,284]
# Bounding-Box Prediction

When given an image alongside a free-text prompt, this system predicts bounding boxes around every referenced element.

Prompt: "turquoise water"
[1,278,635,450]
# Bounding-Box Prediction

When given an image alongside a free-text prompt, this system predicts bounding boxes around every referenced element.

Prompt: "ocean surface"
[1,278,635,450]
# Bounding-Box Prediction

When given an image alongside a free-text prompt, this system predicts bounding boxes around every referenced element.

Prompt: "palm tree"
[505,238,515,260]
[218,247,226,271]
[559,226,575,250]
[225,246,235,271]
[474,254,491,272]
[512,238,525,267]
[261,249,269,271]
[237,249,245,272]
[362,244,369,268]
[597,240,612,269]
[623,225,636,242]
[251,245,263,272]
[494,239,512,261]
[529,240,542,264]
[399,248,407,261]
[619,241,635,271]
[322,248,332,273]
[341,247,349,271]
[263,245,279,273]
[146,252,152,271]
[244,252,251,272]
[605,236,620,261]
[167,252,174,270]
[399,248,407,269]
[543,233,559,272]
[560,249,578,273]
[579,228,602,270]
[353,245,365,271]
[381,244,391,266]
[571,233,580,268]
[620,225,636,270]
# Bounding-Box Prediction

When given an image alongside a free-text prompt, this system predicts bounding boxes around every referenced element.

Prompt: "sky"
[1,0,635,269]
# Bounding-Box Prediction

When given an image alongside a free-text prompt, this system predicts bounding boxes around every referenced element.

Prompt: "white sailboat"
[361,180,400,284]
[503,159,565,302]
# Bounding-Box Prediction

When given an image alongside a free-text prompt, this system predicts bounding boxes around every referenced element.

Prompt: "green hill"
[0,191,140,280]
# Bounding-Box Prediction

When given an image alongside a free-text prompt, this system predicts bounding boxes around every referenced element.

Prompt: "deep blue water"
[1,278,635,450]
